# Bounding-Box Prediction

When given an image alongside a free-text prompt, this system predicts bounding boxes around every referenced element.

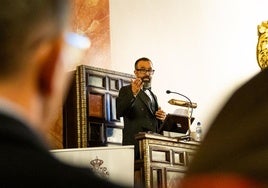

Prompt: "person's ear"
[38,37,63,96]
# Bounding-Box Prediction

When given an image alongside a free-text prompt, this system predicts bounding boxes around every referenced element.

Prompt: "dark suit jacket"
[185,68,268,185]
[0,113,127,187]
[116,85,161,158]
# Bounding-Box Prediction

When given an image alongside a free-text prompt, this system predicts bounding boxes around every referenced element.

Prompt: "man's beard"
[142,76,151,89]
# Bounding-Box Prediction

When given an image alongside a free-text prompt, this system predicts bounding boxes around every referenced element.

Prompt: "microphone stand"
[180,106,193,141]
[166,90,194,141]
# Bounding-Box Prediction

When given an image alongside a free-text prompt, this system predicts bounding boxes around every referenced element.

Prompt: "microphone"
[166,90,196,140]
[166,90,197,108]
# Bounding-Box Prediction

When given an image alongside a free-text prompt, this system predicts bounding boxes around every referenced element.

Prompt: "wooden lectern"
[134,132,199,188]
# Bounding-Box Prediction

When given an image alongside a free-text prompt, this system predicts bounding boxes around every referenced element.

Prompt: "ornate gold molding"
[257,21,268,69]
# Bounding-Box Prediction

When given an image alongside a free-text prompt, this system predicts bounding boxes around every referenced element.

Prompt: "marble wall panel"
[48,0,111,149]
[71,0,111,67]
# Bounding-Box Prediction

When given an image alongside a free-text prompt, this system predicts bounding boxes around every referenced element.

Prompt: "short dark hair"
[134,57,152,69]
[0,0,70,78]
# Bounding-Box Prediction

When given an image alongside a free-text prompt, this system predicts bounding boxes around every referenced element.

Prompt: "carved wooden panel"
[134,133,199,188]
[109,77,120,91]
[165,168,185,188]
[63,65,134,148]
[110,94,120,122]
[174,151,186,165]
[88,93,104,118]
[151,167,163,188]
[87,74,106,89]
[87,122,106,147]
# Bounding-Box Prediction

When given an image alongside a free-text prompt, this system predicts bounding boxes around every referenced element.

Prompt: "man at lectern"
[116,57,166,159]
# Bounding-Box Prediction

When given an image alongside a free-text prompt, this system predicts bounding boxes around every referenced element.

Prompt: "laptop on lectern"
[158,113,195,134]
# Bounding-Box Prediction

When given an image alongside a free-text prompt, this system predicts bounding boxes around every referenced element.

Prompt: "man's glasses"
[136,69,155,75]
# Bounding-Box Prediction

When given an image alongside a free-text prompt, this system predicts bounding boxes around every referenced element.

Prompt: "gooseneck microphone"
[166,90,196,138]
[166,89,193,115]
[166,90,197,109]
[166,90,192,105]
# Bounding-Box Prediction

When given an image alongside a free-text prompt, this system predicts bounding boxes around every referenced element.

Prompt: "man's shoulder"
[119,84,131,91]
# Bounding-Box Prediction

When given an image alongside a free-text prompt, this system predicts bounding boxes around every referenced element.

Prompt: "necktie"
[144,89,156,112]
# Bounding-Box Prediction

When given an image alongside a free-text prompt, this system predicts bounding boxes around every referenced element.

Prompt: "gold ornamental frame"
[257,21,268,69]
